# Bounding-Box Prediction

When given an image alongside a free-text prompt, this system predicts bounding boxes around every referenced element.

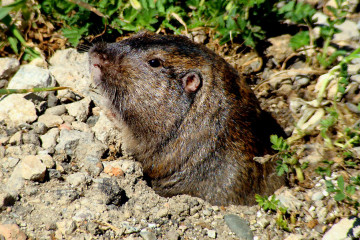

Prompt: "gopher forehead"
[123,32,208,60]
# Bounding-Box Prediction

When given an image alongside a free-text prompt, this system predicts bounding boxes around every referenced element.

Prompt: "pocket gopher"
[89,32,285,205]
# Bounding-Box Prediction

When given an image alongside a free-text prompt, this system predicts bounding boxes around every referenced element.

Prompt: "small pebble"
[224,214,253,240]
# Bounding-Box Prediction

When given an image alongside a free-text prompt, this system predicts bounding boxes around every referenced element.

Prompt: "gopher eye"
[148,59,161,68]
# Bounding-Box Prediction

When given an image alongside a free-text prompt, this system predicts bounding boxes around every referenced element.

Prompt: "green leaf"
[334,192,346,201]
[346,185,356,195]
[62,26,88,46]
[337,176,345,191]
[290,31,310,50]
[7,36,19,55]
[325,180,336,192]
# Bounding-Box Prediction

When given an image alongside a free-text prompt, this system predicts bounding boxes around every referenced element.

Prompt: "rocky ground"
[1,10,360,240]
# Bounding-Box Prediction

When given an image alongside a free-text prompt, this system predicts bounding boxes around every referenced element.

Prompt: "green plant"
[38,0,284,48]
[0,0,40,60]
[316,0,348,68]
[320,107,338,149]
[325,175,359,209]
[255,194,290,231]
[314,48,360,151]
[279,0,348,68]
[270,135,305,182]
[187,0,278,47]
[315,160,334,177]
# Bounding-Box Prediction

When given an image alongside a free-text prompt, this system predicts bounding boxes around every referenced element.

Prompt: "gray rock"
[71,121,91,132]
[311,191,325,201]
[66,172,88,187]
[96,178,127,206]
[0,57,20,79]
[207,229,216,239]
[32,122,48,135]
[55,129,93,156]
[22,131,40,146]
[53,189,79,204]
[38,153,55,169]
[56,220,77,235]
[202,209,212,216]
[122,222,140,234]
[140,230,157,240]
[49,49,91,95]
[155,208,169,219]
[257,218,270,228]
[65,97,91,122]
[224,214,253,240]
[84,156,104,177]
[5,146,22,157]
[92,111,120,143]
[322,217,360,240]
[0,94,37,127]
[164,230,180,240]
[313,12,328,25]
[40,128,60,153]
[86,115,99,127]
[8,65,54,89]
[20,143,38,155]
[334,20,360,42]
[48,169,61,179]
[38,114,64,128]
[277,190,303,211]
[61,115,75,124]
[294,76,310,89]
[9,131,22,145]
[2,157,20,168]
[13,155,47,182]
[72,209,94,222]
[5,173,24,193]
[317,207,328,224]
[346,102,360,114]
[76,140,106,161]
[45,105,67,116]
[350,74,360,84]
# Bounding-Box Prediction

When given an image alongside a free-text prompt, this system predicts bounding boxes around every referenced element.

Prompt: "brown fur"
[89,32,285,205]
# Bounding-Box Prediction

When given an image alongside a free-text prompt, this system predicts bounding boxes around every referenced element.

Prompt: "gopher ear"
[182,72,201,93]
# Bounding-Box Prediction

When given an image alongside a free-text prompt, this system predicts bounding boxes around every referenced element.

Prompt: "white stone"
[334,20,360,42]
[92,111,120,143]
[0,57,20,78]
[207,229,217,239]
[66,172,87,187]
[0,94,37,127]
[8,65,53,89]
[38,114,64,128]
[277,190,303,211]
[65,97,91,122]
[13,155,47,182]
[322,217,358,240]
[49,49,91,95]
[38,153,55,169]
[40,128,60,151]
